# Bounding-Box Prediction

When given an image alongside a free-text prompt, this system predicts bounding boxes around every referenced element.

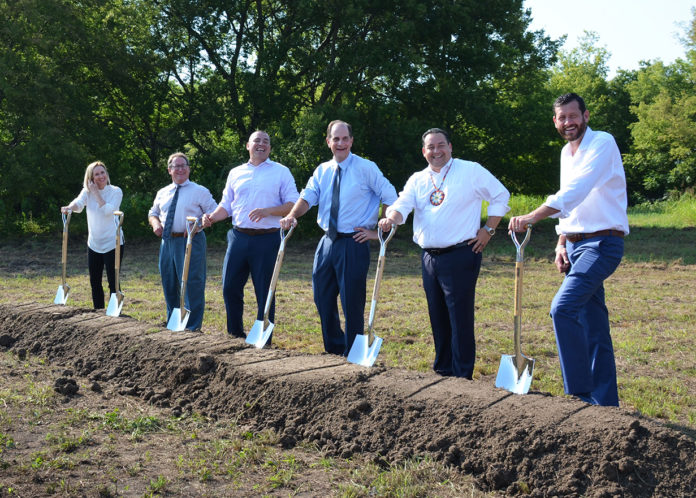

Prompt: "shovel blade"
[495,354,535,394]
[246,320,264,345]
[105,292,124,317]
[167,307,190,331]
[347,333,383,367]
[54,285,70,305]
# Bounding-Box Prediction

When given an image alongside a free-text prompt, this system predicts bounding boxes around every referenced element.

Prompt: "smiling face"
[91,165,109,189]
[168,156,190,185]
[553,100,589,143]
[422,132,452,171]
[246,131,271,165]
[326,123,353,163]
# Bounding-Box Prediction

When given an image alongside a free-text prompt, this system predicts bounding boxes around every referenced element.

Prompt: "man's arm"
[249,202,295,223]
[149,215,163,237]
[279,199,310,229]
[508,205,560,232]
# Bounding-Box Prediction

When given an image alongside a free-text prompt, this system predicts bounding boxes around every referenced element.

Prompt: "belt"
[423,240,471,256]
[235,227,279,236]
[170,232,186,238]
[566,230,625,243]
[325,231,357,240]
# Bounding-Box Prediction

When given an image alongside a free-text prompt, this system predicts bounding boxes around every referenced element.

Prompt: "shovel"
[167,216,199,331]
[54,210,72,305]
[106,211,125,317]
[246,224,295,348]
[495,225,535,394]
[347,225,397,367]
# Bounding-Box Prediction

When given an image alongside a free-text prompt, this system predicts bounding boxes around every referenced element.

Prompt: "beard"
[559,118,588,142]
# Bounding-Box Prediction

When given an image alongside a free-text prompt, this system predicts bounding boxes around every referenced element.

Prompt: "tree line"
[1,0,694,238]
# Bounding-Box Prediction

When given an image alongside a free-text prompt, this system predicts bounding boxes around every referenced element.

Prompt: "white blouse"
[69,185,124,253]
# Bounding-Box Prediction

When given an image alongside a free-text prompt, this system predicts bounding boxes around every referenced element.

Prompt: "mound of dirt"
[2,303,694,496]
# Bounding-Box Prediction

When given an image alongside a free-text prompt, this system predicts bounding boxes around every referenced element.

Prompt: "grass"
[1,195,695,437]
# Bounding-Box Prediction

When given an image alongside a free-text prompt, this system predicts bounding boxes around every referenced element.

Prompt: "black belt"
[423,240,471,256]
[235,227,279,236]
[566,230,625,243]
[325,231,357,240]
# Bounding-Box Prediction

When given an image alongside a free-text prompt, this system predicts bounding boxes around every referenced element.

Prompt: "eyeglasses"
[169,164,189,170]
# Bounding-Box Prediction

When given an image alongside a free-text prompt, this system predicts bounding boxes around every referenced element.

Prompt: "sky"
[524,0,695,77]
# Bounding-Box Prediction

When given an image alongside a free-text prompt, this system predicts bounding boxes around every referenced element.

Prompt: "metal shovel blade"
[105,292,124,317]
[167,307,190,332]
[246,320,274,348]
[347,333,383,367]
[54,284,70,305]
[495,354,535,394]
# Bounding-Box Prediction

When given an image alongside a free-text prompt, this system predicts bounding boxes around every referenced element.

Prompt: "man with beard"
[508,93,629,406]
[280,120,397,356]
[201,131,299,343]
[378,128,510,379]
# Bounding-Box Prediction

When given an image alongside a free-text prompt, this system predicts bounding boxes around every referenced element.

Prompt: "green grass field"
[1,195,695,433]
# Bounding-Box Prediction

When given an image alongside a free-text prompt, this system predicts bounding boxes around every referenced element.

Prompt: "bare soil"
[1,302,695,497]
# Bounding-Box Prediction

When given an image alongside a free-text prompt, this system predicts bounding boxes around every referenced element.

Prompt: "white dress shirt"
[148,180,217,233]
[69,185,124,253]
[387,159,510,248]
[545,127,629,235]
[218,159,299,229]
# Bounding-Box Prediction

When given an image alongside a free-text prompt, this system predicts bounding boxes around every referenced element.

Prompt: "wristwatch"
[483,225,495,236]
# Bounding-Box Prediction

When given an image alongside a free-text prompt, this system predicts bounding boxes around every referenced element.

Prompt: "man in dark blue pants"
[202,131,299,342]
[379,128,510,379]
[509,93,629,406]
[280,120,397,356]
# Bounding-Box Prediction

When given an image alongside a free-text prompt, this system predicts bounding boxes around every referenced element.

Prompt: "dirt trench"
[1,302,694,497]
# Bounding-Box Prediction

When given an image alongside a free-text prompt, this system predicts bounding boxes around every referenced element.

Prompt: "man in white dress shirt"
[379,128,510,379]
[508,93,629,406]
[201,131,299,342]
[148,152,218,331]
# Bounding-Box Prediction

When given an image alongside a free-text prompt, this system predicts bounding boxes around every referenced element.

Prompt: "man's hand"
[279,216,296,230]
[249,208,269,223]
[468,228,492,254]
[201,213,213,228]
[555,246,570,273]
[353,227,377,243]
[508,214,535,233]
[152,224,163,237]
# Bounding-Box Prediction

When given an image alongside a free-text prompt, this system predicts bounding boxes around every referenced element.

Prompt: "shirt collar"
[334,152,353,170]
[248,158,272,168]
[171,179,190,190]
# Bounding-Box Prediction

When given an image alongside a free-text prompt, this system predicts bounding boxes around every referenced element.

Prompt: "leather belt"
[235,227,279,236]
[170,232,186,238]
[325,231,357,240]
[566,230,625,243]
[423,240,471,256]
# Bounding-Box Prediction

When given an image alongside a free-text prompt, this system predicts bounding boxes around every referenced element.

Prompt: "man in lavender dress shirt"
[509,93,629,406]
[202,131,299,342]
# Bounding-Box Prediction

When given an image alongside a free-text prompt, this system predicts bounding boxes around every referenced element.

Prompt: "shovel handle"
[113,211,123,289]
[260,224,295,323]
[366,225,397,338]
[61,210,72,284]
[179,217,200,311]
[511,224,532,263]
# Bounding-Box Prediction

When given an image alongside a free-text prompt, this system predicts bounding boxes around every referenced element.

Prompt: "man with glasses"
[201,131,299,343]
[148,152,217,331]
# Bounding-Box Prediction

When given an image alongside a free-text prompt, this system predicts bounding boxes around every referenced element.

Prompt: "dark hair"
[422,128,450,146]
[326,120,353,139]
[553,93,586,114]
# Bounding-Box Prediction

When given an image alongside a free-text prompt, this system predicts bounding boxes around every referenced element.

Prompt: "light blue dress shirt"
[300,153,397,233]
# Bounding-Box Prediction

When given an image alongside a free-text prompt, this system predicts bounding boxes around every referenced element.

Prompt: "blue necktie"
[328,166,341,241]
[163,185,180,238]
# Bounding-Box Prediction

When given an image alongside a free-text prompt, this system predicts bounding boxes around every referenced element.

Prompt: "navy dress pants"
[312,235,370,356]
[222,229,280,341]
[421,244,482,379]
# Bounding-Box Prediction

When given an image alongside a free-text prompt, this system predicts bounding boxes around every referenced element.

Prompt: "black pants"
[87,245,124,309]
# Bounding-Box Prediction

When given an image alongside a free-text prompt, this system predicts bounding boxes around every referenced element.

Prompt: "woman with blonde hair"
[61,161,124,309]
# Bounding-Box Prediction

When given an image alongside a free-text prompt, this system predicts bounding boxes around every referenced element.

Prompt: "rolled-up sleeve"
[280,169,300,205]
[299,171,321,208]
[476,169,510,217]
[386,176,417,224]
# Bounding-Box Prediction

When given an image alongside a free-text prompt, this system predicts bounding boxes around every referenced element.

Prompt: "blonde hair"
[83,161,110,189]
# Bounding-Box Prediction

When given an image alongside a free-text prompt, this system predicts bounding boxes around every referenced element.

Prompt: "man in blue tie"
[280,120,398,355]
[148,152,218,331]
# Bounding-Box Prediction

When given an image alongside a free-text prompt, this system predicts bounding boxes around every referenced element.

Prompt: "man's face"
[326,123,353,163]
[168,157,190,185]
[553,101,589,142]
[246,131,271,164]
[422,132,452,171]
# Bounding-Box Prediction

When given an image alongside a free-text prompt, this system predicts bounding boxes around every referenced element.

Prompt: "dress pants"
[159,232,207,330]
[87,245,124,309]
[421,244,482,379]
[550,235,623,406]
[222,229,280,340]
[312,235,370,355]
